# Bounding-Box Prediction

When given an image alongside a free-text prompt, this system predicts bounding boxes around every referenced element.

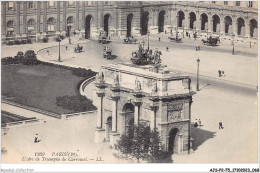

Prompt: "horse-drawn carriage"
[103,45,112,59]
[123,36,137,44]
[201,36,220,46]
[130,44,162,65]
[98,31,109,44]
[74,44,83,53]
[168,37,182,43]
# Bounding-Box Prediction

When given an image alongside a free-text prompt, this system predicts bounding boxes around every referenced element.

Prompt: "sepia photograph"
[1,0,259,172]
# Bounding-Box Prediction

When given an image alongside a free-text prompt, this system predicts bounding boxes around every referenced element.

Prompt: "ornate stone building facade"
[93,63,195,154]
[1,1,258,43]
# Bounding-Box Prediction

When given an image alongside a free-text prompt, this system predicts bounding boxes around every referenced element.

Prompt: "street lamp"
[196,58,200,91]
[57,37,62,62]
[231,32,235,55]
[147,31,150,50]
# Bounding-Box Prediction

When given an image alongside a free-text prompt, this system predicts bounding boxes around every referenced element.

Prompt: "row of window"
[7,1,255,10]
[7,1,95,10]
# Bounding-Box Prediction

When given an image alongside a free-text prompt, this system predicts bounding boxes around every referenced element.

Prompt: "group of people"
[218,70,225,77]
[194,119,202,127]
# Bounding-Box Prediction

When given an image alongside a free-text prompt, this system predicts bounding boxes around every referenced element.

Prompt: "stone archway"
[189,12,196,29]
[158,10,166,33]
[168,128,179,153]
[212,14,220,33]
[141,11,149,35]
[224,16,232,34]
[67,16,74,36]
[237,17,245,36]
[122,103,135,135]
[127,13,133,37]
[200,13,208,30]
[177,11,185,27]
[85,15,92,39]
[105,116,112,141]
[249,19,258,38]
[104,13,111,36]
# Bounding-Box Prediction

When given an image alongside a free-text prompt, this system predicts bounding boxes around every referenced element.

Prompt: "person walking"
[34,134,38,143]
[158,37,161,42]
[166,47,169,52]
[198,119,202,126]
[218,70,222,77]
[219,122,224,129]
[194,119,198,127]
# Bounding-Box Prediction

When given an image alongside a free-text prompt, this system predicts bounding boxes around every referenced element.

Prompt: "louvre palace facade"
[1,1,258,43]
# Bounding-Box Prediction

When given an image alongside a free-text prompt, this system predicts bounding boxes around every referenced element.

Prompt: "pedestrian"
[198,119,202,126]
[219,122,224,129]
[194,119,198,127]
[186,31,188,37]
[189,33,191,38]
[218,70,222,77]
[47,50,49,55]
[195,46,198,51]
[166,47,169,52]
[66,46,68,50]
[34,134,38,143]
[170,29,173,36]
[165,30,167,34]
[73,30,76,36]
[198,46,201,50]
[222,71,225,76]
[158,37,161,42]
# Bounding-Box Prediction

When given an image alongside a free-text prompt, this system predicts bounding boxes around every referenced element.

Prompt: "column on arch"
[96,92,105,128]
[111,96,120,132]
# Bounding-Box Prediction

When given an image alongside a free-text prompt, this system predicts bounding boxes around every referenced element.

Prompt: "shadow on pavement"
[191,126,216,151]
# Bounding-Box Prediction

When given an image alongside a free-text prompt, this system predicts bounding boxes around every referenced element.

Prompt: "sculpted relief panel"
[168,103,183,122]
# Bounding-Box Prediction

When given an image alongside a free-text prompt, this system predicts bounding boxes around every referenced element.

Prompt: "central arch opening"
[122,103,135,135]
[85,15,92,39]
[104,14,111,36]
[141,11,149,35]
[212,15,220,33]
[224,16,232,34]
[250,19,258,37]
[189,12,196,29]
[158,10,166,33]
[201,13,208,31]
[237,17,245,36]
[127,13,133,37]
[178,11,185,27]
[168,128,178,153]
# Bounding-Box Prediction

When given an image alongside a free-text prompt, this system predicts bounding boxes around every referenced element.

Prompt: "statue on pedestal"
[135,77,141,90]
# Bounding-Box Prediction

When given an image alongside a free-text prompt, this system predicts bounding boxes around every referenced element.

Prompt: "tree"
[115,121,172,163]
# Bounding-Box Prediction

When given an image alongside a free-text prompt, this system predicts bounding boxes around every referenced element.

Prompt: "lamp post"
[57,37,62,62]
[147,31,150,50]
[231,32,235,55]
[196,58,200,91]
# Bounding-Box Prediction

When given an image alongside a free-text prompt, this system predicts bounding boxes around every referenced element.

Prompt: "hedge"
[56,95,97,112]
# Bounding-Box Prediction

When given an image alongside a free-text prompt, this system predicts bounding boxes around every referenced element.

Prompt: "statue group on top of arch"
[131,44,162,65]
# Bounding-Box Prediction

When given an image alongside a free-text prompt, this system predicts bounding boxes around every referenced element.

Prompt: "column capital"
[133,101,142,107]
[149,105,158,111]
[96,92,105,97]
[111,95,120,101]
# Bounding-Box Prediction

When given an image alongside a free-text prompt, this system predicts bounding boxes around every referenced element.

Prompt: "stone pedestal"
[109,132,120,148]
[149,26,158,34]
[94,128,106,143]
[132,27,141,37]
[165,25,173,34]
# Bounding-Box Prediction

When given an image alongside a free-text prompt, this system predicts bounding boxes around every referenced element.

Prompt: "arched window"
[47,17,56,32]
[27,19,36,33]
[7,20,14,36]
[224,1,228,5]
[236,1,240,6]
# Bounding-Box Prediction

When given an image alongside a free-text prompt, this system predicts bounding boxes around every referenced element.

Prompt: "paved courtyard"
[1,34,258,163]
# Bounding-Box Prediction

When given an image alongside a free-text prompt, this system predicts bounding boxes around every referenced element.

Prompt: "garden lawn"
[1,64,89,114]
